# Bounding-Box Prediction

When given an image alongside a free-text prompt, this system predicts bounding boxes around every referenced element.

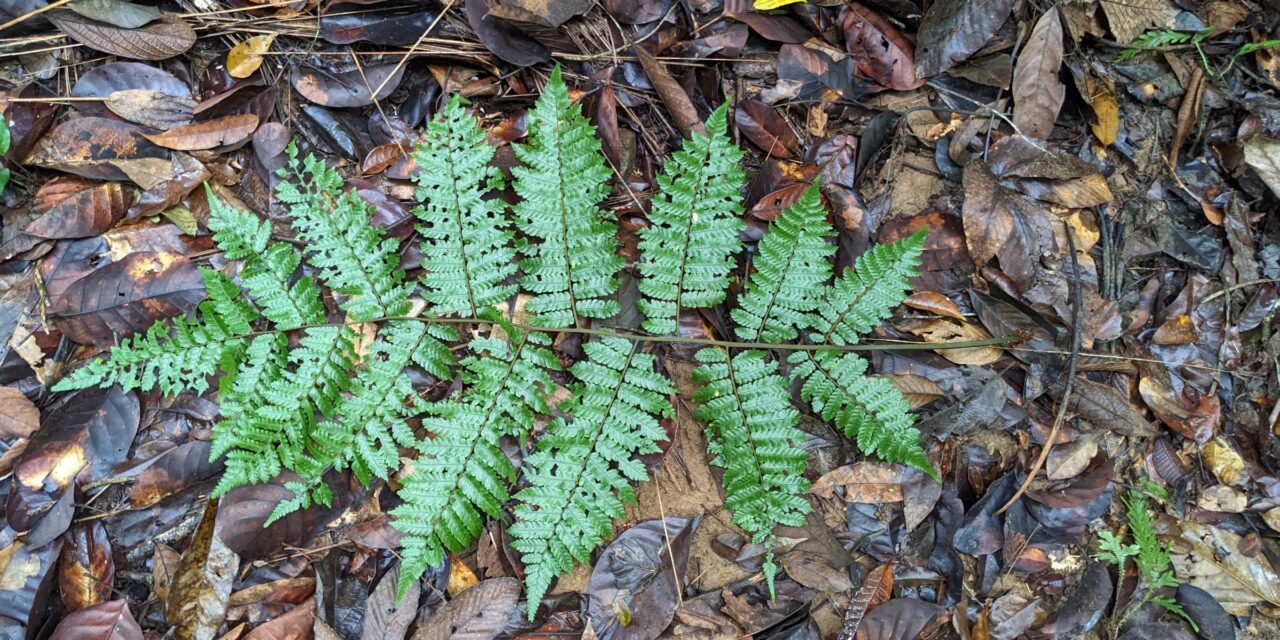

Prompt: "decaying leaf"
[1011,8,1065,139]
[1243,136,1280,198]
[48,11,196,60]
[1168,520,1280,615]
[411,578,518,640]
[228,35,274,78]
[105,89,197,130]
[906,318,1002,365]
[168,499,239,640]
[0,387,38,438]
[49,600,144,640]
[840,2,923,90]
[914,0,1016,77]
[142,114,259,151]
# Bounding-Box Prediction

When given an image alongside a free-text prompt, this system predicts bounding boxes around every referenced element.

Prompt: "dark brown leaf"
[961,161,1012,266]
[24,117,168,181]
[49,251,205,348]
[105,89,196,129]
[488,0,592,28]
[840,2,924,90]
[838,563,893,640]
[14,386,139,494]
[854,598,948,640]
[169,499,239,640]
[127,440,222,509]
[915,0,1016,78]
[319,12,441,45]
[635,47,705,138]
[142,114,259,151]
[0,539,63,629]
[48,11,196,60]
[0,387,38,438]
[25,182,132,239]
[49,600,143,640]
[71,62,191,118]
[585,517,695,639]
[58,522,114,611]
[903,291,965,321]
[734,99,799,159]
[66,0,160,29]
[361,566,418,640]
[360,143,409,175]
[1011,8,1064,139]
[214,475,351,560]
[1060,377,1157,438]
[411,578,518,640]
[464,0,548,66]
[242,598,314,640]
[750,182,810,221]
[290,64,405,108]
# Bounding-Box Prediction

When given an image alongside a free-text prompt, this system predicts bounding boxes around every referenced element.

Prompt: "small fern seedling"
[637,102,745,334]
[512,66,624,328]
[1095,490,1196,636]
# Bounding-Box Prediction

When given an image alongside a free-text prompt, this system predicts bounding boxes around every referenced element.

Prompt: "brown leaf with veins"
[49,600,144,640]
[840,2,924,90]
[904,291,965,320]
[58,522,114,611]
[635,47,705,138]
[48,11,195,60]
[1011,8,1064,139]
[838,563,893,640]
[168,499,239,640]
[961,161,1012,266]
[0,387,39,439]
[50,251,205,348]
[734,99,799,159]
[25,182,133,239]
[143,114,259,151]
[105,89,196,130]
[25,117,168,181]
[812,462,907,501]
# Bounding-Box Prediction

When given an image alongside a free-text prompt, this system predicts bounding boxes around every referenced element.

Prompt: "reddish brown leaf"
[127,440,222,508]
[838,564,893,640]
[840,2,924,90]
[1139,377,1219,443]
[0,387,39,439]
[142,114,259,151]
[242,598,314,640]
[25,182,133,239]
[635,47,705,138]
[48,11,195,60]
[1012,9,1065,140]
[903,291,965,321]
[1154,314,1197,345]
[855,598,948,640]
[750,182,810,221]
[360,143,408,175]
[734,99,799,159]
[961,161,1012,266]
[50,600,143,640]
[49,251,205,348]
[58,522,115,611]
[24,117,168,181]
[13,386,139,494]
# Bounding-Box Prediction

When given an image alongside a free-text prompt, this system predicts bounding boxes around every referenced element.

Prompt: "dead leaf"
[1202,438,1243,485]
[25,181,133,239]
[58,522,114,611]
[291,63,404,108]
[1243,137,1280,199]
[49,11,196,60]
[779,550,854,592]
[105,89,197,130]
[750,182,810,221]
[228,35,273,78]
[463,0,548,67]
[906,318,1002,365]
[446,555,479,596]
[1169,520,1280,615]
[1099,0,1176,44]
[66,0,160,28]
[735,99,799,159]
[143,114,259,151]
[914,0,1017,77]
[840,2,924,90]
[362,566,418,640]
[1011,8,1064,140]
[153,544,181,604]
[0,387,38,438]
[882,374,943,409]
[961,161,1013,266]
[812,462,906,502]
[903,291,965,321]
[49,600,144,640]
[168,499,239,640]
[840,564,893,639]
[636,47,705,138]
[24,117,168,181]
[242,598,313,640]
[411,578,518,640]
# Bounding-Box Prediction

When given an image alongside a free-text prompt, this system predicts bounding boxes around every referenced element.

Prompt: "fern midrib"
[337,323,432,453]
[670,145,715,314]
[796,351,871,427]
[443,138,480,317]
[532,341,639,550]
[820,277,875,344]
[552,120,582,327]
[318,191,394,319]
[288,329,353,446]
[746,226,806,342]
[426,333,530,529]
[719,352,772,522]
[247,254,313,329]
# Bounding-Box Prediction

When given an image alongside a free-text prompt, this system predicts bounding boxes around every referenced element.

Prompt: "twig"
[0,0,73,33]
[996,223,1083,515]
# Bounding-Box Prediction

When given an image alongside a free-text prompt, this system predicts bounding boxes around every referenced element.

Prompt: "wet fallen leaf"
[586,517,696,639]
[750,182,810,222]
[1060,377,1156,437]
[0,387,38,438]
[840,563,892,639]
[855,598,948,640]
[58,522,114,611]
[143,114,259,151]
[882,374,944,409]
[961,161,1013,266]
[1011,8,1065,140]
[14,385,138,494]
[228,35,274,78]
[25,181,133,239]
[1153,314,1197,345]
[49,11,196,60]
[105,89,198,130]
[49,251,205,348]
[291,63,405,108]
[903,291,965,321]
[411,577,518,640]
[636,47,704,138]
[914,0,1016,77]
[242,598,313,640]
[66,0,159,28]
[464,0,548,66]
[1202,438,1244,485]
[840,3,923,90]
[735,99,799,159]
[1169,520,1280,615]
[319,12,441,45]
[24,117,168,181]
[169,499,239,640]
[49,600,143,640]
[362,566,418,640]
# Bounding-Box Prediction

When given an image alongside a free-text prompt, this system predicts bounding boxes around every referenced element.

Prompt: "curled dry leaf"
[0,387,39,438]
[48,11,196,60]
[228,35,274,79]
[903,291,965,321]
[906,318,1002,365]
[105,89,197,130]
[734,98,799,159]
[143,114,259,151]
[636,47,705,138]
[49,600,144,640]
[49,251,205,348]
[25,181,133,239]
[1011,8,1065,140]
[168,499,239,640]
[840,2,924,90]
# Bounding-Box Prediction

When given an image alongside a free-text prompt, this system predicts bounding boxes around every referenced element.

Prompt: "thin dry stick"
[0,0,73,33]
[996,224,1083,515]
[366,0,456,104]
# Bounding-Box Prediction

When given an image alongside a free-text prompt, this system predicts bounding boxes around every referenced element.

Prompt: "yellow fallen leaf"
[1090,90,1118,146]
[1203,438,1244,486]
[446,554,479,596]
[227,35,273,79]
[754,0,806,9]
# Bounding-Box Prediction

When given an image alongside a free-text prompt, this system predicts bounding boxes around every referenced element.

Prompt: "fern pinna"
[52,67,935,616]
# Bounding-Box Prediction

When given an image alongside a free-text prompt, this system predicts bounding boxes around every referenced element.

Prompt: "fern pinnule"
[810,229,925,346]
[511,336,673,616]
[637,102,745,334]
[731,183,834,343]
[511,66,624,328]
[392,318,560,596]
[412,95,517,316]
[693,348,810,595]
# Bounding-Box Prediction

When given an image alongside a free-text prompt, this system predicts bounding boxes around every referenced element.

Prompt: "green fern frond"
[511,336,673,615]
[731,183,834,343]
[788,350,933,478]
[277,144,414,321]
[693,348,810,595]
[392,318,560,596]
[636,103,745,334]
[512,66,624,328]
[811,229,924,345]
[412,95,517,316]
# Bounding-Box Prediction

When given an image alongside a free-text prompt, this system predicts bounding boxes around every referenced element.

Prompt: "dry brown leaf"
[0,387,39,439]
[1011,8,1065,139]
[811,462,905,502]
[168,500,239,640]
[227,35,273,79]
[881,374,944,409]
[961,161,1012,266]
[1202,438,1244,486]
[142,114,259,151]
[906,319,1002,365]
[1169,520,1280,615]
[903,291,965,321]
[48,11,196,60]
[635,47,704,138]
[446,554,479,596]
[1099,0,1176,44]
[105,89,196,129]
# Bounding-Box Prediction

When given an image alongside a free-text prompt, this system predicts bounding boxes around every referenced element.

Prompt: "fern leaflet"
[412,95,517,316]
[810,229,924,345]
[636,103,745,334]
[511,66,624,328]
